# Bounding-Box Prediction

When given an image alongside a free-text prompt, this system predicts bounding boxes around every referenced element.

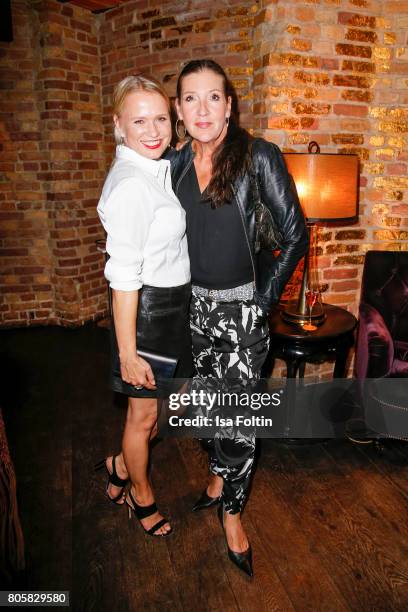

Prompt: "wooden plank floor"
[1,324,407,611]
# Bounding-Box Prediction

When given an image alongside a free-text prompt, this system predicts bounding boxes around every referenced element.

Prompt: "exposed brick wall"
[253,0,407,311]
[0,0,107,327]
[1,0,406,340]
[98,0,255,160]
[253,0,407,378]
[37,0,107,326]
[0,0,53,326]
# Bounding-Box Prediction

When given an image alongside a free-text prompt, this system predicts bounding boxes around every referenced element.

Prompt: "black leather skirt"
[111,282,192,398]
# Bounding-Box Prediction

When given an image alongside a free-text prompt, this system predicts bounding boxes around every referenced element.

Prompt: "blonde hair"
[112,74,171,144]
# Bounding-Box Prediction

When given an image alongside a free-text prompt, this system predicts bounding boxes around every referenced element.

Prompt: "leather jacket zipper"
[231,184,257,286]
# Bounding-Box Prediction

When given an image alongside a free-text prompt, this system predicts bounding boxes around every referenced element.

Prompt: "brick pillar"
[36,0,107,325]
[0,0,108,327]
[0,0,54,326]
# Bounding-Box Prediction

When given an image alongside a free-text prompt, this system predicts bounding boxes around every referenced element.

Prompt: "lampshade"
[280,143,359,328]
[283,151,359,222]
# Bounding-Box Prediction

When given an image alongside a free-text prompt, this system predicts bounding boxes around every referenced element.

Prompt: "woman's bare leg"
[206,473,223,498]
[122,396,171,535]
[222,511,249,553]
[108,397,169,533]
[107,400,158,503]
[206,475,247,552]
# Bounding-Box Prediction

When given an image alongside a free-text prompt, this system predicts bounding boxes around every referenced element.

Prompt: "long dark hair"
[176,59,250,208]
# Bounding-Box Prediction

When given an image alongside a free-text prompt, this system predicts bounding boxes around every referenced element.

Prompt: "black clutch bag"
[136,348,178,381]
[112,347,178,394]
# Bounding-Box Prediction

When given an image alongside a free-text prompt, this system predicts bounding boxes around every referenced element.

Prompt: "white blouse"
[97,145,190,291]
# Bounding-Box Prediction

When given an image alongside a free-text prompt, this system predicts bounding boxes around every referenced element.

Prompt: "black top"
[177,162,253,290]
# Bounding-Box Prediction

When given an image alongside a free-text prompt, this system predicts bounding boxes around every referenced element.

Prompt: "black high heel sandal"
[217,505,253,577]
[126,489,173,537]
[95,455,129,505]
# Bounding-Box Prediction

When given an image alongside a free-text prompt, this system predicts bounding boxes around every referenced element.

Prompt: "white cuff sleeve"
[101,179,153,292]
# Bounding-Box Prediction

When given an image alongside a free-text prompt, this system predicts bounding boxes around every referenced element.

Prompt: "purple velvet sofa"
[355,250,408,379]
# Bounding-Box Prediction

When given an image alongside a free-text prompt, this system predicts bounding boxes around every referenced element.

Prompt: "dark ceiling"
[59,0,128,13]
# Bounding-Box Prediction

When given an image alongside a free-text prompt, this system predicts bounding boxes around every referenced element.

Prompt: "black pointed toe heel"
[217,505,253,577]
[126,490,172,537]
[95,455,129,505]
[192,489,221,512]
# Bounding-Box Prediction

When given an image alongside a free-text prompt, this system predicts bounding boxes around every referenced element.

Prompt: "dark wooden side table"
[267,303,357,380]
[266,304,357,438]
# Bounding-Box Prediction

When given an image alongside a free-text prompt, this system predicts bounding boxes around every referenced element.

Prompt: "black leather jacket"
[167,138,309,313]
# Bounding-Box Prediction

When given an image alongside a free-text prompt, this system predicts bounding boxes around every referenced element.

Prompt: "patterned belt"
[192,281,254,302]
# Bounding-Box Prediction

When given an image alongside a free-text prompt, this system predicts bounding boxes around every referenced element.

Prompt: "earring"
[225,117,230,127]
[175,119,187,140]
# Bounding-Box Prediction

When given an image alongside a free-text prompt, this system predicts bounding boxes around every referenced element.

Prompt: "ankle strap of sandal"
[109,456,128,487]
[128,490,157,519]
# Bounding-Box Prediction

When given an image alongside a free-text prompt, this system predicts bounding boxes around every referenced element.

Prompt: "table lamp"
[282,141,359,327]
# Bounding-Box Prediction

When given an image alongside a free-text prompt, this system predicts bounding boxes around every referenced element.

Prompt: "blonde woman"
[96,75,191,536]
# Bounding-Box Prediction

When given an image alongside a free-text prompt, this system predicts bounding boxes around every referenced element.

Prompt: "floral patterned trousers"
[190,293,270,514]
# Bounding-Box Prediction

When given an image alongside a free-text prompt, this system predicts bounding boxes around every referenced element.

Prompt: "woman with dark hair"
[168,59,308,576]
